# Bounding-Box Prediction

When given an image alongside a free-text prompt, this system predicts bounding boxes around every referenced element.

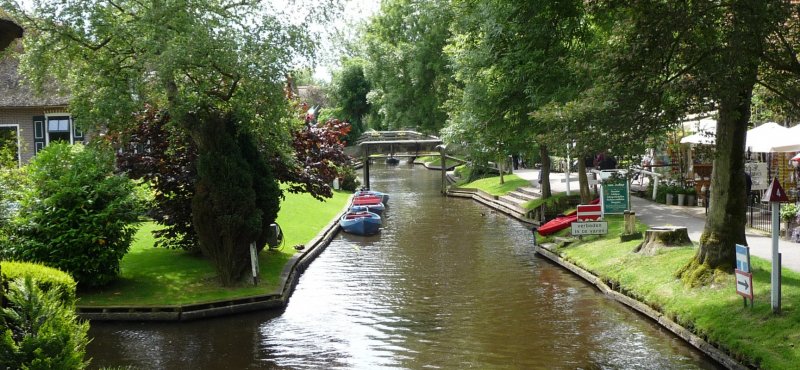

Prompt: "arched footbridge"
[345,131,456,193]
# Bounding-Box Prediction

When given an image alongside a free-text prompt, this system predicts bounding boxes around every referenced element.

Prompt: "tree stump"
[635,226,692,256]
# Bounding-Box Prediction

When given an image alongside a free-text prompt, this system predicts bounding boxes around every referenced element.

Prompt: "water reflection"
[88,164,719,369]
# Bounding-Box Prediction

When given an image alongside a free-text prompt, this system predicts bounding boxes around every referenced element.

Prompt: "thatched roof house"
[0,16,78,166]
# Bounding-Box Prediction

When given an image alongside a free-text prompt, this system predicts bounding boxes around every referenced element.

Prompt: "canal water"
[87,164,720,369]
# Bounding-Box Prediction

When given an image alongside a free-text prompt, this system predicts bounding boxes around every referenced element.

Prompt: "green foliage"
[191,113,263,285]
[1,261,76,306]
[443,0,590,171]
[238,129,282,254]
[338,165,361,192]
[331,58,371,142]
[781,203,799,223]
[362,0,453,132]
[0,165,26,240]
[6,143,144,287]
[116,106,199,252]
[0,127,18,168]
[0,276,89,370]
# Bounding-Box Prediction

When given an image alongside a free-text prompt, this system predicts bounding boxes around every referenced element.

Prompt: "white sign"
[735,269,753,299]
[571,221,609,235]
[745,162,768,190]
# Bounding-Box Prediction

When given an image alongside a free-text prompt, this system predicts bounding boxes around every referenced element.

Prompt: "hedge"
[1,261,77,305]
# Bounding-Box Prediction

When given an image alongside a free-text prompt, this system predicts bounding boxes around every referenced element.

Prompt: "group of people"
[587,151,617,171]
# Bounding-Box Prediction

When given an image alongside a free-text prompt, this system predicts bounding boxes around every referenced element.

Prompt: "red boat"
[537,212,578,236]
[537,198,600,236]
[352,194,386,214]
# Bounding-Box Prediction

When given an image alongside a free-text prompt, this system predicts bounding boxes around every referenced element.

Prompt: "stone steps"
[507,190,536,202]
[516,187,541,198]
[495,195,530,215]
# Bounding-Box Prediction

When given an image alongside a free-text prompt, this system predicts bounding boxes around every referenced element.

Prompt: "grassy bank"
[550,217,799,369]
[457,174,530,196]
[78,189,350,306]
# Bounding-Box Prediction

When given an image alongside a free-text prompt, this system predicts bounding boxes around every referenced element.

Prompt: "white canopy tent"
[745,122,790,153]
[769,125,800,152]
[680,120,800,153]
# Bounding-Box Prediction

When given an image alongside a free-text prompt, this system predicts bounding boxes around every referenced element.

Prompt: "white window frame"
[0,123,22,167]
[44,113,73,145]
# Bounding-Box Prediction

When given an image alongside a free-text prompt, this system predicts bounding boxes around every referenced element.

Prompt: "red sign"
[764,177,789,203]
[577,204,602,221]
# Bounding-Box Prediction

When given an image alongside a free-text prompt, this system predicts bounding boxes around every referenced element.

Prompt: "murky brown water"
[87,164,720,369]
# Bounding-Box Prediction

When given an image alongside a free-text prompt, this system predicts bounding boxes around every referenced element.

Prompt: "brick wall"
[0,106,72,164]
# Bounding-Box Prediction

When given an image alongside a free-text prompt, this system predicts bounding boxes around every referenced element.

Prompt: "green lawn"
[77,189,350,306]
[457,174,531,196]
[554,217,799,369]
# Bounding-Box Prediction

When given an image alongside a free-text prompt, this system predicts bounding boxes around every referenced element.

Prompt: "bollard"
[531,227,538,247]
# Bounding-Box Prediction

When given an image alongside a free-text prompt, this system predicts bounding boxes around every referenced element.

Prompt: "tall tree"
[331,58,370,142]
[583,0,791,284]
[362,0,453,133]
[444,0,590,194]
[2,0,317,285]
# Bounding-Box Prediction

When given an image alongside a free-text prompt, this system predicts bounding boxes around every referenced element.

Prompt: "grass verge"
[551,216,799,369]
[78,189,350,306]
[456,174,530,196]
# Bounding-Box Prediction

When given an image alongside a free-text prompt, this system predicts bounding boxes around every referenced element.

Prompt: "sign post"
[735,244,753,307]
[764,177,789,314]
[600,177,630,215]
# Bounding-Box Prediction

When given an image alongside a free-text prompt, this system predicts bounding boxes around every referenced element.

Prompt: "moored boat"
[352,194,386,214]
[339,210,382,236]
[355,189,389,204]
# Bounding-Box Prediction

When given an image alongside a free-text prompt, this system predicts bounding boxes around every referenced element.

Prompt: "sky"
[310,0,381,82]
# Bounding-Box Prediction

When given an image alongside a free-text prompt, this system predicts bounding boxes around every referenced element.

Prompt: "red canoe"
[537,198,600,236]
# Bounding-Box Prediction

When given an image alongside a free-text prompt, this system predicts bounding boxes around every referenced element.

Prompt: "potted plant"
[676,186,687,206]
[685,186,697,206]
[665,185,677,205]
[780,203,799,240]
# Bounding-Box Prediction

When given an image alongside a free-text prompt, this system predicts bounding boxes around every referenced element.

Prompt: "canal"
[87,164,720,369]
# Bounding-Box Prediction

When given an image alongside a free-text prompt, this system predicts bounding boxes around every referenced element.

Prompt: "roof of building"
[0,17,69,108]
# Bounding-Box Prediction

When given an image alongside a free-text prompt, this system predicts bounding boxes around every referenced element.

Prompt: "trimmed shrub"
[0,276,89,370]
[239,129,282,253]
[191,113,262,285]
[1,261,76,306]
[338,165,361,192]
[6,142,145,287]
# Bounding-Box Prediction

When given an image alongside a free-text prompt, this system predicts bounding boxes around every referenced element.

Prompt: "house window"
[0,124,20,167]
[47,116,71,143]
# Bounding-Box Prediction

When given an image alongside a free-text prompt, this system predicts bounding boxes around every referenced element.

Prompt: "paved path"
[513,169,800,272]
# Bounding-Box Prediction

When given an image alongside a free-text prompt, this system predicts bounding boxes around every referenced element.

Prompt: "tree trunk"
[636,227,692,256]
[539,144,552,198]
[577,152,591,204]
[677,1,766,286]
[498,155,505,184]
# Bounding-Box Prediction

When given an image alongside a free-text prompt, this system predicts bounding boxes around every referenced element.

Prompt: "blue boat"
[350,204,385,216]
[355,189,389,204]
[339,211,382,236]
